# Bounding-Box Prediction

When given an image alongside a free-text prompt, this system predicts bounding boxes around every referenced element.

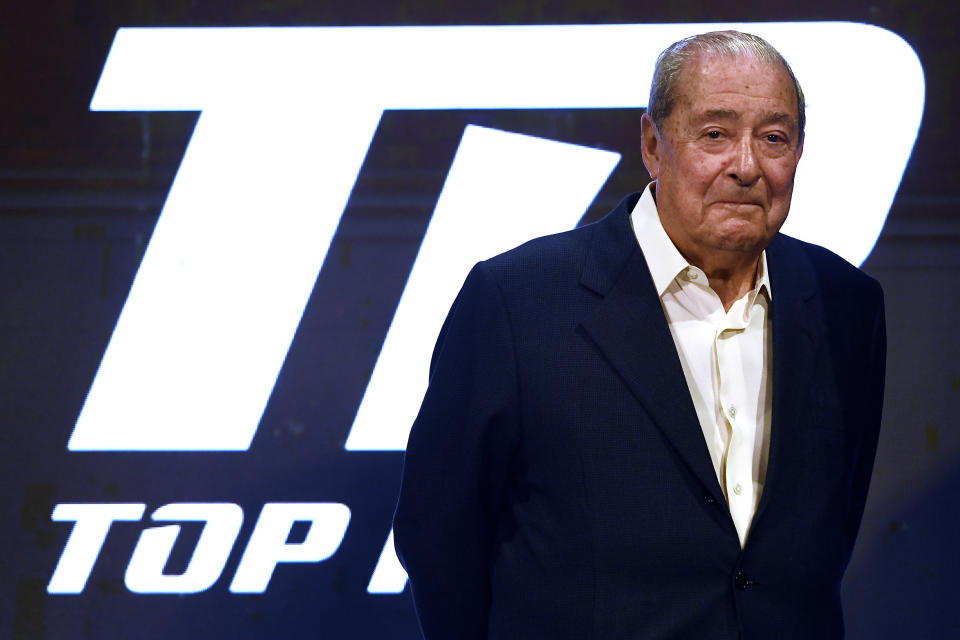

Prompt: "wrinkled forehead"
[674,52,799,117]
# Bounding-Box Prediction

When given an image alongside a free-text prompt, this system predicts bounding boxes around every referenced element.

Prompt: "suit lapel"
[749,235,820,533]
[578,195,725,503]
[576,199,824,527]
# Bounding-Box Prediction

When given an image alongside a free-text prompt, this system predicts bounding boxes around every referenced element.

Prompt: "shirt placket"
[716,305,757,547]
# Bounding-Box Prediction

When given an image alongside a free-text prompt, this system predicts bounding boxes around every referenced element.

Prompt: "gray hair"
[648,30,805,142]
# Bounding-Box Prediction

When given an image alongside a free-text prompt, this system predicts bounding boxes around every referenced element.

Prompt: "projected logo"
[51,23,924,595]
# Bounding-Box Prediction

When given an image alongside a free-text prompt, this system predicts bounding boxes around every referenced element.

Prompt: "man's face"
[640,53,803,265]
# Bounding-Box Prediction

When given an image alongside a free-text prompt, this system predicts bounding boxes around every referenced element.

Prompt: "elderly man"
[394,31,885,639]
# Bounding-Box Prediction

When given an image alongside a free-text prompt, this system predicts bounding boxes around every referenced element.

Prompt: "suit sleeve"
[393,262,521,640]
[845,282,887,550]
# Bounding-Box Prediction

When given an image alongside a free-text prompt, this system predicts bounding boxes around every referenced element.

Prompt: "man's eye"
[706,131,722,139]
[766,134,785,143]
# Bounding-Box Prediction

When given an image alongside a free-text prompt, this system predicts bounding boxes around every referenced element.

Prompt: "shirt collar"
[754,250,772,304]
[629,182,772,301]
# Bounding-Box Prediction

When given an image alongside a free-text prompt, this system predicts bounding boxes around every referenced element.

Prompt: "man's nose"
[728,136,761,186]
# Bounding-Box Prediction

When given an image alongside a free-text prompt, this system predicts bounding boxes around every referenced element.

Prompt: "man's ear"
[640,112,662,180]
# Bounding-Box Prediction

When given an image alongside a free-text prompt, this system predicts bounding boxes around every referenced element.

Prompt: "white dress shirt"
[630,184,772,547]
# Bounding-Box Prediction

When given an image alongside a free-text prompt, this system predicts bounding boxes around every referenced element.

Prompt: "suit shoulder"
[474,192,640,293]
[773,233,883,302]
[478,221,599,285]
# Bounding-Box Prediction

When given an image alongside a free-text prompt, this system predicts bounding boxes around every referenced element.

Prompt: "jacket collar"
[578,192,821,539]
[749,232,820,539]
[578,192,725,506]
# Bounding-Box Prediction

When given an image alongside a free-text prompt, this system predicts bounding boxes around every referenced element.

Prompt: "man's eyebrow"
[692,109,797,128]
[760,111,797,127]
[694,109,739,123]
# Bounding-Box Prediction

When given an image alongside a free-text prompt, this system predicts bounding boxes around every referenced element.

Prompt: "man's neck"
[703,261,761,312]
[680,249,761,312]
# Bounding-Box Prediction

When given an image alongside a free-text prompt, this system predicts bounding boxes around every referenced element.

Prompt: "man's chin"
[708,214,784,253]
[709,230,771,255]
[712,202,764,214]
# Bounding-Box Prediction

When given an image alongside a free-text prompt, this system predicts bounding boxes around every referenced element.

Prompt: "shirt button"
[685,267,698,280]
[733,483,743,496]
[728,405,737,419]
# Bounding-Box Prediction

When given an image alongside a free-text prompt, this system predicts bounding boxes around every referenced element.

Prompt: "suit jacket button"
[734,571,751,590]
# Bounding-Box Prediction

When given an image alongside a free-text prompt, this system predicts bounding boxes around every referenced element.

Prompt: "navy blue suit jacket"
[394,192,886,639]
